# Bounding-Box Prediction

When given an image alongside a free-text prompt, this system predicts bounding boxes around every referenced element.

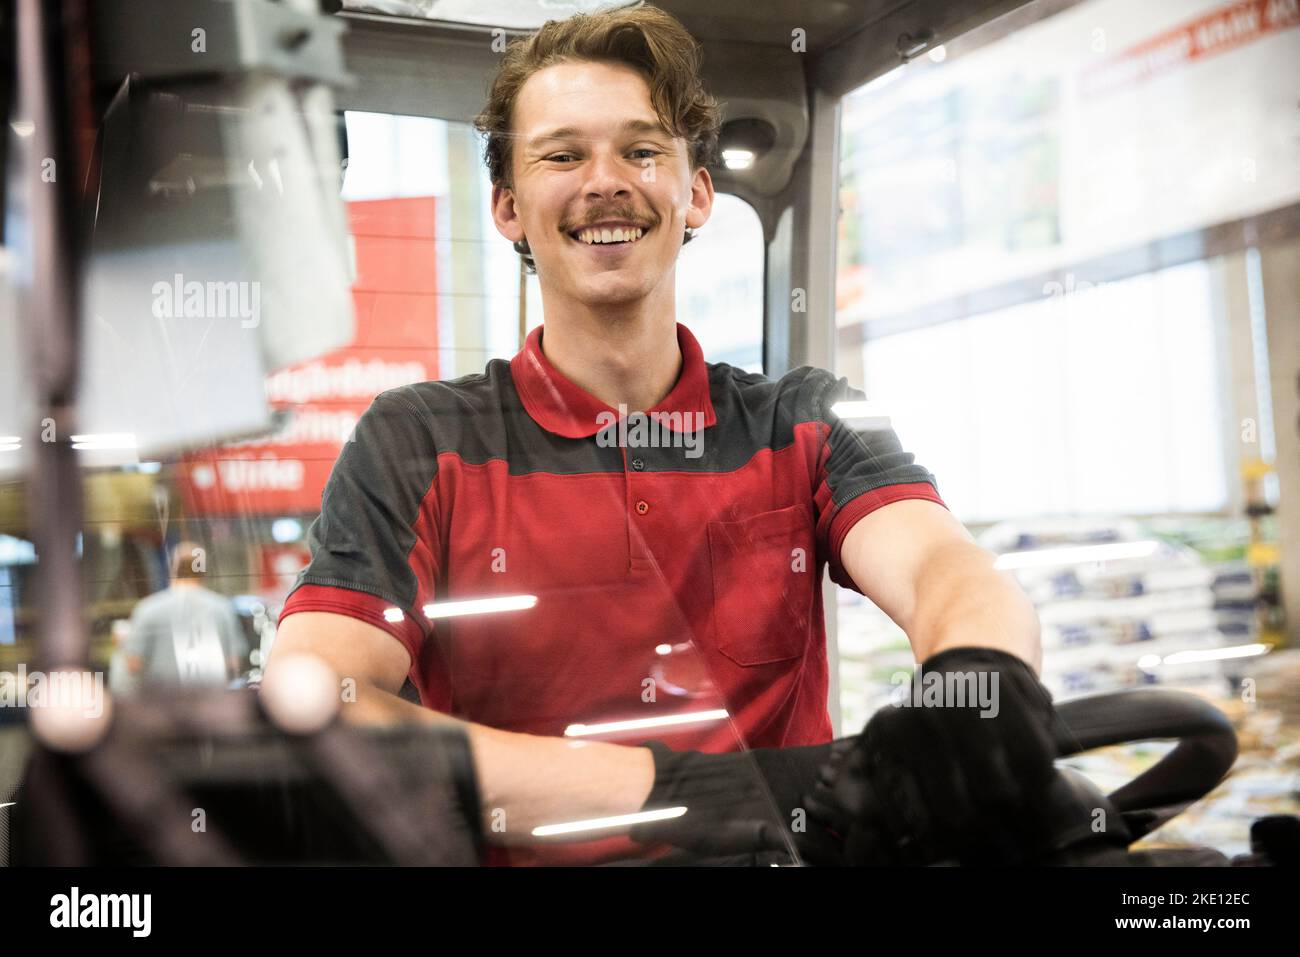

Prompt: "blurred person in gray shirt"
[125,541,247,688]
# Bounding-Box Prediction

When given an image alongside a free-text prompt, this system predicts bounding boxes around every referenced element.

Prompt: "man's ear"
[684,165,715,230]
[491,183,525,243]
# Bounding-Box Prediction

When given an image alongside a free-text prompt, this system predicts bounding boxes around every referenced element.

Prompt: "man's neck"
[536,284,682,414]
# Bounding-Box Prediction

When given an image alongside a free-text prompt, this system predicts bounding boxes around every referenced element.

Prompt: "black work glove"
[806,647,1063,866]
[630,738,854,863]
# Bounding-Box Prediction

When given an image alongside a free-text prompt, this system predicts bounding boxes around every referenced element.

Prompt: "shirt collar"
[510,322,717,440]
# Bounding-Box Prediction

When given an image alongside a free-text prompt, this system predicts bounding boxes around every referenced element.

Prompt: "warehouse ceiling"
[334,0,1040,197]
[342,0,1037,91]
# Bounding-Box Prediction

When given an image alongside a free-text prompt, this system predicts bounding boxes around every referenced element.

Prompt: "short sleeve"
[798,369,947,592]
[278,389,441,664]
[123,604,151,660]
[221,603,249,661]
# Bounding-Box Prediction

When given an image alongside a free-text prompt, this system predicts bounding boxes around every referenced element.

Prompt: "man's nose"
[582,147,633,202]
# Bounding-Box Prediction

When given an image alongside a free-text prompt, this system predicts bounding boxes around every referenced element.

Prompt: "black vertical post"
[14,0,89,672]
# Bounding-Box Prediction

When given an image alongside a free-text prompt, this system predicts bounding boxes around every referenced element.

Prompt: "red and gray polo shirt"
[280,322,945,754]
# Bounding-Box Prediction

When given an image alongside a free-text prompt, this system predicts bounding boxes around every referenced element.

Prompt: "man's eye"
[629,148,660,160]
[546,153,578,163]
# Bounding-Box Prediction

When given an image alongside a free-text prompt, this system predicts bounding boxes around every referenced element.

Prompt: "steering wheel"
[635,687,1241,867]
[1039,688,1238,865]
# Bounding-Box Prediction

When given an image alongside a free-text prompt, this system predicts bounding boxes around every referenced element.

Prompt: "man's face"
[491,60,714,311]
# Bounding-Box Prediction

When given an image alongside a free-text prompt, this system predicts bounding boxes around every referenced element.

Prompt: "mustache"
[559,204,660,233]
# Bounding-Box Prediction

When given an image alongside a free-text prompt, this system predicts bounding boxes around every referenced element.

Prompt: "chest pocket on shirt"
[706,503,816,666]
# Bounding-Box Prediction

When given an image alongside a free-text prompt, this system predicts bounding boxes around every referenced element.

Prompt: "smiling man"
[271,5,1058,866]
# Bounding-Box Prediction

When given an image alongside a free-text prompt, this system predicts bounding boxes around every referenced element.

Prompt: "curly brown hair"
[474,5,721,270]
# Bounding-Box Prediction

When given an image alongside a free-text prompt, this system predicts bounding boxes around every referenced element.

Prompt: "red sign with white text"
[177,197,440,515]
[1084,0,1300,96]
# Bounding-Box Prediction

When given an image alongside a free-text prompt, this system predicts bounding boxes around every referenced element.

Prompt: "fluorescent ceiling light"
[994,540,1161,571]
[532,805,686,837]
[1137,643,1270,670]
[70,433,137,450]
[565,708,729,738]
[422,594,537,619]
[1160,643,1270,665]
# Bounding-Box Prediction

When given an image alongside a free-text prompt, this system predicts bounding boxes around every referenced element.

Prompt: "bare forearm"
[345,682,654,845]
[908,542,1042,672]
